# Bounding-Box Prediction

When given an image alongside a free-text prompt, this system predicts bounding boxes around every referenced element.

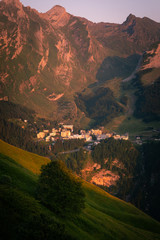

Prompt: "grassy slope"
[0,140,50,175]
[0,140,160,240]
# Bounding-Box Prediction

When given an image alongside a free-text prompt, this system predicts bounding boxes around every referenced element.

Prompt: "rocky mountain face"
[134,42,160,122]
[0,0,160,128]
[87,14,160,55]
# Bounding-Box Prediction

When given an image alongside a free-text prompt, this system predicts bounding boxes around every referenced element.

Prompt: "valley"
[0,0,160,132]
[0,0,160,239]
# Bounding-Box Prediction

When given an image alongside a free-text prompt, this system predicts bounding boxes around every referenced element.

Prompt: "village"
[37,123,129,146]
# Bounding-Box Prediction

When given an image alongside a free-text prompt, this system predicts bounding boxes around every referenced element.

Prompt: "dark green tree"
[36,160,85,217]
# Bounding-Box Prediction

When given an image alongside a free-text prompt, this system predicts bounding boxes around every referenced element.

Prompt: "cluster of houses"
[37,124,129,143]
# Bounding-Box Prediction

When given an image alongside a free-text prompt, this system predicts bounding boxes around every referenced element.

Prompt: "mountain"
[0,139,160,240]
[133,42,160,122]
[0,0,106,125]
[0,0,160,129]
[86,14,160,55]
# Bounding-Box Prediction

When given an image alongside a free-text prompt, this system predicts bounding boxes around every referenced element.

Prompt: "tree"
[36,160,85,217]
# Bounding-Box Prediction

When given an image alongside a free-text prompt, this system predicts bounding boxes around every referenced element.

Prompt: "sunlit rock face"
[0,0,160,125]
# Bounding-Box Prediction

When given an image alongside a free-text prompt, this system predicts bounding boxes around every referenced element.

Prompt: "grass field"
[0,140,160,240]
[0,140,50,175]
[117,116,160,137]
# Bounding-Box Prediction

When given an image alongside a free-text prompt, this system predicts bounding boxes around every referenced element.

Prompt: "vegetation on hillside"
[54,137,160,222]
[91,138,139,197]
[0,185,68,240]
[96,54,140,82]
[0,101,35,121]
[0,101,86,157]
[134,76,160,122]
[52,139,85,154]
[37,160,85,217]
[55,148,88,174]
[0,140,160,240]
[0,118,51,156]
[76,87,124,126]
[131,141,160,221]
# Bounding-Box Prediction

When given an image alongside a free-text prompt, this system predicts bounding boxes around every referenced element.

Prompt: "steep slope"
[0,1,106,124]
[134,42,160,121]
[0,0,59,118]
[0,139,160,240]
[0,140,50,174]
[1,0,160,128]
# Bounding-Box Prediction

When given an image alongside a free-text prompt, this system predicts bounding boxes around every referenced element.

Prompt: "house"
[80,130,86,135]
[121,135,129,140]
[52,128,58,136]
[84,134,92,142]
[51,137,55,141]
[50,132,57,137]
[37,132,46,139]
[43,130,49,133]
[61,130,71,138]
[97,134,108,141]
[45,136,51,142]
[106,133,113,138]
[63,125,74,132]
[91,129,102,136]
[70,134,83,139]
[113,135,121,140]
[113,133,129,140]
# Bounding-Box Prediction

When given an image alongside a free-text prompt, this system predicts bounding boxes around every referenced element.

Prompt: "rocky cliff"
[0,0,160,128]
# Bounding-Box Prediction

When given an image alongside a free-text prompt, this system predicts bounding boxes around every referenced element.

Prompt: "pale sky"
[20,0,160,24]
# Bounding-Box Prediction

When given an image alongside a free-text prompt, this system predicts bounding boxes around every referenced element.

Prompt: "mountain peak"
[47,5,66,16]
[127,14,136,19]
[45,5,70,27]
[123,14,136,25]
[2,0,22,8]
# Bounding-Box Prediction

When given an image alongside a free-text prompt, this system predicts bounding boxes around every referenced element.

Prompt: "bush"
[36,160,85,217]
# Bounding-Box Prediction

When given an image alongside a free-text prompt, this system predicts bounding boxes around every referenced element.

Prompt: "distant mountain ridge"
[0,0,160,128]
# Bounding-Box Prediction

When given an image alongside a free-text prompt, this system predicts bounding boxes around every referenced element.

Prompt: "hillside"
[0,140,50,174]
[134,42,160,122]
[1,0,160,129]
[0,139,160,240]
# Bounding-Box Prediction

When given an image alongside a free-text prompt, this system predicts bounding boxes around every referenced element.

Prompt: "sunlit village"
[37,124,129,146]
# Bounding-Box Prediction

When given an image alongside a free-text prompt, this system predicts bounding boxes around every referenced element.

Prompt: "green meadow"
[0,140,160,240]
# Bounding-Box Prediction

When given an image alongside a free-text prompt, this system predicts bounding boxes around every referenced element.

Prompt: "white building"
[113,135,121,140]
[50,132,57,137]
[61,130,71,138]
[43,130,49,133]
[91,129,102,136]
[70,134,84,140]
[37,132,46,139]
[97,134,108,141]
[46,136,51,142]
[121,135,129,140]
[63,125,74,132]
